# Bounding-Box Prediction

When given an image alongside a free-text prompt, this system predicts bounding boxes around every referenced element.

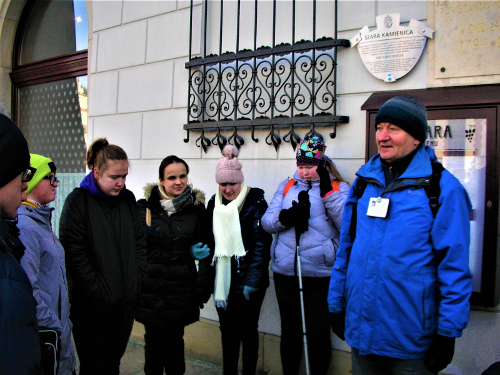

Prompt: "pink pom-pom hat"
[215,145,244,184]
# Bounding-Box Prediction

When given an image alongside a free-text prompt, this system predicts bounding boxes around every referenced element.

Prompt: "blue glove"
[189,243,210,260]
[243,285,258,300]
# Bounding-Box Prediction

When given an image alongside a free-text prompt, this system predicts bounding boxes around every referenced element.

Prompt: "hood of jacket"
[17,203,53,229]
[357,145,439,187]
[142,182,205,207]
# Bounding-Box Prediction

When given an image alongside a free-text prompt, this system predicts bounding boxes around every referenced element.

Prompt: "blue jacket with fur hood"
[328,146,473,359]
[262,171,349,277]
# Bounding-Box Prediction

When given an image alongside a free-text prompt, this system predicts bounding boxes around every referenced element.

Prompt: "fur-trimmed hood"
[142,182,205,206]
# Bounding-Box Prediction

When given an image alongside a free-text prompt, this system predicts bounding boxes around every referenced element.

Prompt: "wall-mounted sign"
[434,1,500,79]
[351,13,434,82]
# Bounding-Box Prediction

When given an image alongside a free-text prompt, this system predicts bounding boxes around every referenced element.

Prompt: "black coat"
[135,185,214,328]
[207,187,271,295]
[59,188,147,317]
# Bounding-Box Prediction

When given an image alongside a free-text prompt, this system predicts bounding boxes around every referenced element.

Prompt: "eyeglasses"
[42,175,59,186]
[22,166,37,182]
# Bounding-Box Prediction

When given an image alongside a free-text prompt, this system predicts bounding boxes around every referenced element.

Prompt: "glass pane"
[73,0,89,52]
[17,76,88,235]
[21,0,88,64]
[426,119,487,293]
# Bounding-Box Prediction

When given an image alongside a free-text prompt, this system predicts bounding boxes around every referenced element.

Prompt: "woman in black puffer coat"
[60,138,147,375]
[136,155,213,375]
[207,145,272,375]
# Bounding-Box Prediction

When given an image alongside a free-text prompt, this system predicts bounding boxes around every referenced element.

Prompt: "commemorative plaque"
[351,13,434,82]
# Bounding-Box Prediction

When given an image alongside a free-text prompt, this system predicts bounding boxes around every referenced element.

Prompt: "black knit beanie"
[375,96,428,143]
[0,113,30,188]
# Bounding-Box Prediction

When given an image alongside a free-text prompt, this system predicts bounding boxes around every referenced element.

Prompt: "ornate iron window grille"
[184,0,350,152]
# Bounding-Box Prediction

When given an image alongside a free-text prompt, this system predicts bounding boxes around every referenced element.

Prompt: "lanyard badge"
[366,197,390,218]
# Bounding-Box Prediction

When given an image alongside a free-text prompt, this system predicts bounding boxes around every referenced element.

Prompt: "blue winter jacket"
[262,171,349,277]
[18,203,76,374]
[328,146,473,359]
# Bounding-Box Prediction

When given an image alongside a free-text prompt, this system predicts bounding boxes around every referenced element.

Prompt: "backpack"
[282,178,340,197]
[348,162,443,240]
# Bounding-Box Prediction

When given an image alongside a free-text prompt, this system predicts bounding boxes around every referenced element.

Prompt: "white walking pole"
[296,237,311,375]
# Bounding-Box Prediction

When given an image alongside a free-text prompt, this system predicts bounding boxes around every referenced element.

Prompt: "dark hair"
[159,155,190,180]
[86,138,128,172]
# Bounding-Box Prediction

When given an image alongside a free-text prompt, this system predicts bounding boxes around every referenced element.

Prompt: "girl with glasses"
[17,154,76,375]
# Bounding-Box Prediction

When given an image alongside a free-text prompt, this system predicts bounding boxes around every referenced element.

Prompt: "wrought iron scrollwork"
[184,0,349,153]
[265,125,281,151]
[228,127,245,149]
[306,124,323,139]
[211,128,227,151]
[330,122,337,140]
[283,124,301,150]
[251,126,259,143]
[195,129,211,153]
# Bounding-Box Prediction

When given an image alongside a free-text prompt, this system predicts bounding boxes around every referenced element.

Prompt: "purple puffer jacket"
[262,171,349,277]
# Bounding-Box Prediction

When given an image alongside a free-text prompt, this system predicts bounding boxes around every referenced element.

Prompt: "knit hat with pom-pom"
[216,145,244,184]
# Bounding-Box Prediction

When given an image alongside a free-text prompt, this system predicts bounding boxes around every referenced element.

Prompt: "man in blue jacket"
[0,112,41,374]
[328,97,473,374]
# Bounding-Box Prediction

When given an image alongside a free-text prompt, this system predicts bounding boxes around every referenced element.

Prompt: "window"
[184,0,349,152]
[11,0,89,233]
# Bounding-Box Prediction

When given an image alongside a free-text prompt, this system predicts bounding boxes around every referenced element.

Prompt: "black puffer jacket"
[135,184,214,328]
[59,188,147,317]
[207,188,272,295]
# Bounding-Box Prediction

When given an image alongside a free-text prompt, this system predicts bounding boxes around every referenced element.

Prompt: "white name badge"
[366,197,390,218]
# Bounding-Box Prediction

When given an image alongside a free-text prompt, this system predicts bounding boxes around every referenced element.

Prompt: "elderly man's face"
[376,122,420,163]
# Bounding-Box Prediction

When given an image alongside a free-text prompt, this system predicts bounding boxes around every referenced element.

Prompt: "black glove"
[279,204,300,227]
[424,334,456,373]
[279,191,310,234]
[317,164,333,198]
[144,225,160,247]
[329,312,346,341]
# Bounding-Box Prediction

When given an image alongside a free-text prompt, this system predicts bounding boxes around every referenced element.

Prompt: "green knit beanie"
[375,96,428,143]
[26,154,57,194]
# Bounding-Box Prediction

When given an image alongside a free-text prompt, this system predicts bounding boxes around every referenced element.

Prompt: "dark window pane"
[17,77,88,174]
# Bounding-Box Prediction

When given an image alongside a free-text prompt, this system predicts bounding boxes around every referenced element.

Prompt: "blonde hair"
[325,158,347,183]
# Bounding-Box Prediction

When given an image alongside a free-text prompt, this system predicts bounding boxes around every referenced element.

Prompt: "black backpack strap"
[348,178,367,240]
[425,162,444,219]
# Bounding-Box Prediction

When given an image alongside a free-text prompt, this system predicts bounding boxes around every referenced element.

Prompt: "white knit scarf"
[213,182,249,308]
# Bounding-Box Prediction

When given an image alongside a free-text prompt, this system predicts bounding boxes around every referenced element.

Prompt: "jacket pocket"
[323,239,336,267]
[270,236,278,263]
[422,270,439,334]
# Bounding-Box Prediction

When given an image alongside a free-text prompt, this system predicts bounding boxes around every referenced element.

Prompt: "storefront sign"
[351,13,434,82]
[426,118,486,293]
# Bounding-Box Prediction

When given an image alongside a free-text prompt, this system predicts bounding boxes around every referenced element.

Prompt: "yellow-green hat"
[26,154,57,194]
